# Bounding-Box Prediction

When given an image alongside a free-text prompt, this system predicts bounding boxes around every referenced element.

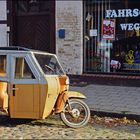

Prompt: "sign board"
[102,19,116,40]
[89,29,97,37]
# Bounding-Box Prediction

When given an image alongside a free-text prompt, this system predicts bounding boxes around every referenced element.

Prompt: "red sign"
[102,19,116,40]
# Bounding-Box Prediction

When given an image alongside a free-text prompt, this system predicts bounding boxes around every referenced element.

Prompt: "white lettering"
[111,10,117,18]
[118,9,125,17]
[105,8,140,18]
[134,23,140,30]
[106,10,112,18]
[128,23,134,30]
[120,23,140,30]
[133,9,139,17]
[105,8,140,31]
[126,9,133,17]
[120,24,128,30]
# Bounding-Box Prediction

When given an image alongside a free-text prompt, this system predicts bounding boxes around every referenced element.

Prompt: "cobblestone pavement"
[0,115,140,139]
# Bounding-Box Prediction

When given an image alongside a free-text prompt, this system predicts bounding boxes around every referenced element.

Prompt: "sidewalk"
[70,84,140,116]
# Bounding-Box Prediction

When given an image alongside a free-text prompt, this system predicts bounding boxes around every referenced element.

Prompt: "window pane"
[15,58,35,79]
[34,54,64,75]
[0,55,6,77]
[16,0,28,13]
[16,0,49,14]
[84,0,140,74]
[39,1,49,12]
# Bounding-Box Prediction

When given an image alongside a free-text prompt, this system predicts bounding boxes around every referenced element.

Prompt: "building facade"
[1,0,140,76]
[56,1,83,74]
[0,1,8,47]
[56,0,140,76]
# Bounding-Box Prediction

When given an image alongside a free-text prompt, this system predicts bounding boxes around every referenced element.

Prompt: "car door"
[0,54,9,110]
[9,54,40,119]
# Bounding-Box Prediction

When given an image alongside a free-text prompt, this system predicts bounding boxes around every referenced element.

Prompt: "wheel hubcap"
[71,109,80,118]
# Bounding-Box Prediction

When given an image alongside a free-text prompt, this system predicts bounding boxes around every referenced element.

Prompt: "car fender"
[65,91,86,99]
[55,91,86,113]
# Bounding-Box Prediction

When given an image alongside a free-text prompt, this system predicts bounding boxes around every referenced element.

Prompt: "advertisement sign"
[89,29,97,37]
[102,19,116,40]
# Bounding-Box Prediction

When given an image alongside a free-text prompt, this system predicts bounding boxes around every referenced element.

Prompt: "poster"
[102,19,116,40]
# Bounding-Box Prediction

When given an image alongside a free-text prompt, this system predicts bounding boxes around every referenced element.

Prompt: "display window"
[84,0,140,74]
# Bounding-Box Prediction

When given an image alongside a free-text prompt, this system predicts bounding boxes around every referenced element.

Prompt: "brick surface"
[0,1,7,46]
[70,84,140,115]
[56,1,83,74]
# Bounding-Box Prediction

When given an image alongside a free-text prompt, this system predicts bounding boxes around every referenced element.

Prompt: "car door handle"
[12,88,18,96]
[12,85,18,96]
[12,88,19,90]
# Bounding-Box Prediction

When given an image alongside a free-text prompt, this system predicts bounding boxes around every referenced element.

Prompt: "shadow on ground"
[0,114,66,128]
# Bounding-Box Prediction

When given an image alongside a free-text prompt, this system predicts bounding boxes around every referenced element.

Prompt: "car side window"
[14,57,35,79]
[0,55,7,77]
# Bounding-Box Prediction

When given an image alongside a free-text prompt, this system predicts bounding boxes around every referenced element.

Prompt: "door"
[7,0,55,53]
[10,56,40,119]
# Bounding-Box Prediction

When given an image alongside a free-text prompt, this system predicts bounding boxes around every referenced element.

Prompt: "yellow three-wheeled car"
[0,46,90,128]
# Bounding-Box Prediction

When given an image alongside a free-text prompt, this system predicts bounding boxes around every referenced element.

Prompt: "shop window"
[14,58,35,79]
[84,0,140,74]
[0,55,6,77]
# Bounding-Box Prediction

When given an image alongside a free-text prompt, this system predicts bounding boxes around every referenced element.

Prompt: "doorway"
[7,0,55,53]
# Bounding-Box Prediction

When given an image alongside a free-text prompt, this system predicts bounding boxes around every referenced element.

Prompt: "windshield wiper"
[45,64,63,76]
[45,65,54,72]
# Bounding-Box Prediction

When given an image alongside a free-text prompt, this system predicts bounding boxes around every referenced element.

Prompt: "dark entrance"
[7,0,55,53]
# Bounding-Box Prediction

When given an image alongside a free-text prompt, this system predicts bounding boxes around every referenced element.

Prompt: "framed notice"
[102,19,116,40]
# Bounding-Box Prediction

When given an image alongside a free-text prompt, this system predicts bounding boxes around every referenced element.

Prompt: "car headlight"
[66,77,70,85]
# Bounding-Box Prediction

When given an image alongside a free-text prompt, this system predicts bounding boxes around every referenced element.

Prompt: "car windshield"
[34,53,65,75]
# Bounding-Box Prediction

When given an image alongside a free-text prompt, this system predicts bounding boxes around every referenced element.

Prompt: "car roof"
[0,46,36,51]
[0,46,55,55]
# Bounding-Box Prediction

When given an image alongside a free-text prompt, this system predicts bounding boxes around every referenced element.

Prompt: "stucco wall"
[56,1,83,74]
[0,1,8,47]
